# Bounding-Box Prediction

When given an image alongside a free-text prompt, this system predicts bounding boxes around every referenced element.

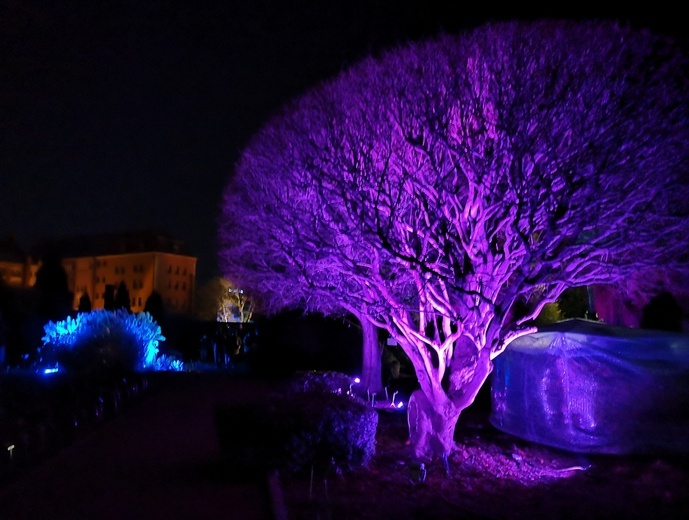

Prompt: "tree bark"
[407,344,494,461]
[407,390,460,461]
[359,318,383,393]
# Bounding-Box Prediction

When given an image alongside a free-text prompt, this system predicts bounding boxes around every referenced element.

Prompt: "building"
[1,232,197,315]
[0,237,34,287]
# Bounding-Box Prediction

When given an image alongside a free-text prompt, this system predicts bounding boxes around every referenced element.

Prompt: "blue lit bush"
[41,309,183,375]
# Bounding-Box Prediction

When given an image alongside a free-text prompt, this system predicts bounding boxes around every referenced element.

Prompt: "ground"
[2,372,688,519]
[278,403,689,520]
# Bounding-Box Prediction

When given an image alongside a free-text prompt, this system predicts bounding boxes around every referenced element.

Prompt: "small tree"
[34,251,73,320]
[593,266,689,328]
[220,20,689,461]
[640,292,684,332]
[77,292,92,313]
[222,283,255,323]
[195,276,255,323]
[115,281,131,312]
[103,284,116,311]
[144,290,165,323]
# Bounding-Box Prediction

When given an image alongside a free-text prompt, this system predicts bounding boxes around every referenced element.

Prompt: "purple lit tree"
[218,185,385,392]
[219,20,689,462]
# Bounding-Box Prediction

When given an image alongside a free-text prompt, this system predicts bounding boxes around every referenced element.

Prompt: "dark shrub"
[282,391,378,474]
[284,370,357,397]
[216,383,377,475]
[641,291,684,332]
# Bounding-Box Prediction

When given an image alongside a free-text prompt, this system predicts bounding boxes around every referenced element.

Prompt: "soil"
[278,404,689,520]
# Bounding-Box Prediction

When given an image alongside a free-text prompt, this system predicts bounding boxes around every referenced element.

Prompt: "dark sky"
[1,1,686,285]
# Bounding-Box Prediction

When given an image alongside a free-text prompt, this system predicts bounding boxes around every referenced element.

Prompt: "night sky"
[1,1,686,284]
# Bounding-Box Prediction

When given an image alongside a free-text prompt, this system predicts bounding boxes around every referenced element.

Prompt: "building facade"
[0,237,35,287]
[1,232,197,315]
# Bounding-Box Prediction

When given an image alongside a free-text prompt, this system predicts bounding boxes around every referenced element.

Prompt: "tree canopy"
[219,19,689,459]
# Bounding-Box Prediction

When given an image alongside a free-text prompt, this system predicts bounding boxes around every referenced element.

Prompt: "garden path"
[0,372,282,520]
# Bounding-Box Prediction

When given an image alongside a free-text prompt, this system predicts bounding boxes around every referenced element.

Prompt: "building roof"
[34,231,194,259]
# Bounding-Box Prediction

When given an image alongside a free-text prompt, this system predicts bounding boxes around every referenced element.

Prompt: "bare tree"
[219,20,689,461]
[195,276,255,322]
[115,281,131,312]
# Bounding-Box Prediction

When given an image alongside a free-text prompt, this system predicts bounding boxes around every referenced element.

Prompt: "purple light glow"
[219,19,689,461]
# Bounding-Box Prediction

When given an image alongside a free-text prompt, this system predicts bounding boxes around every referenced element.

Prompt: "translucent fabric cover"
[489,319,689,454]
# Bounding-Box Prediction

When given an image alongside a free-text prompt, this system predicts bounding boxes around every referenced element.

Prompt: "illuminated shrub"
[41,310,182,375]
[285,370,356,396]
[217,373,377,474]
[281,371,375,472]
[281,391,378,473]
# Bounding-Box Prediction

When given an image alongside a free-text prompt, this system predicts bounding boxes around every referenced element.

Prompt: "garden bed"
[278,401,689,519]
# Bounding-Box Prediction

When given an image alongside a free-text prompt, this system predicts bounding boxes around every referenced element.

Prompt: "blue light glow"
[41,310,183,373]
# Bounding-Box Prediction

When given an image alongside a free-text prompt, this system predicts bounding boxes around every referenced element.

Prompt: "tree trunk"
[359,318,383,393]
[407,389,460,461]
[406,343,494,461]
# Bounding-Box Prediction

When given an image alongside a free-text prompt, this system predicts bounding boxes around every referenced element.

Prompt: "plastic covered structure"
[490,319,689,454]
